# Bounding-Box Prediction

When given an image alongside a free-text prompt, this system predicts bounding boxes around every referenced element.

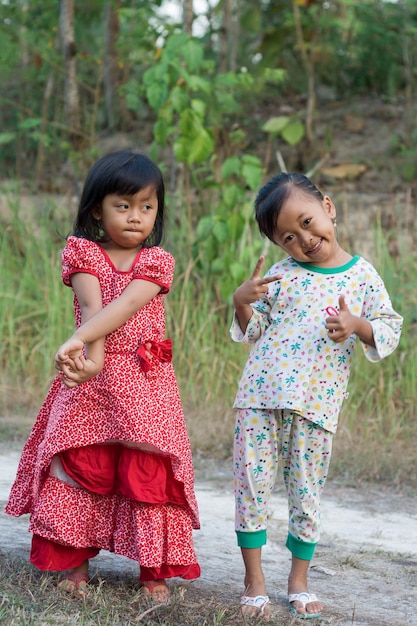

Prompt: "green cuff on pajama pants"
[286,533,317,560]
[236,530,267,549]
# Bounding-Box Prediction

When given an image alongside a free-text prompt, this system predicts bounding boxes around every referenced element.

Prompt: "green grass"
[1,195,416,486]
[0,552,296,626]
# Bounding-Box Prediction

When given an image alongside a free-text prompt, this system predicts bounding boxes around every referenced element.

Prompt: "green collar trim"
[294,255,360,274]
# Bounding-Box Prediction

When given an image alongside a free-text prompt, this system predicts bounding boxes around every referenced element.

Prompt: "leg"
[240,547,270,617]
[288,556,322,618]
[282,412,333,618]
[234,408,279,617]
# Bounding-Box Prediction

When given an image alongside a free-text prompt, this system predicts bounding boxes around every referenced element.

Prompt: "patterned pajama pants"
[233,408,333,560]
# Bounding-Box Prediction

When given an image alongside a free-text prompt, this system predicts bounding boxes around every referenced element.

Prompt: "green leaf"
[222,184,242,208]
[174,110,215,164]
[146,82,169,110]
[221,156,241,179]
[212,219,229,243]
[211,257,225,273]
[230,261,245,281]
[0,132,16,145]
[153,119,172,146]
[143,64,168,87]
[184,74,212,93]
[181,39,204,73]
[169,85,189,112]
[241,155,264,190]
[18,118,41,130]
[262,116,290,135]
[263,68,286,84]
[191,99,207,117]
[281,119,305,146]
[196,216,213,240]
[164,32,192,56]
[125,92,140,111]
[227,213,245,241]
[174,128,214,164]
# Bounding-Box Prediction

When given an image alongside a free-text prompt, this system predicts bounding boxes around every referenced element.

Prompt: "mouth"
[307,239,323,255]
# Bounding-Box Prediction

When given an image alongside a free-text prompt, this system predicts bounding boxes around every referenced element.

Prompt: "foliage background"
[1,0,417,486]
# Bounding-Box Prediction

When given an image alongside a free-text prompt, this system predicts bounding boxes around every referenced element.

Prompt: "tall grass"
[1,196,416,485]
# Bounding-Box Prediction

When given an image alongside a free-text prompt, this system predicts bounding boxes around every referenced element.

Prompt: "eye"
[303,217,312,227]
[117,203,129,210]
[284,234,294,244]
[142,204,153,212]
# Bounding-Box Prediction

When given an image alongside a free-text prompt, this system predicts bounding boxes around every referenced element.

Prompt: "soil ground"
[1,445,417,626]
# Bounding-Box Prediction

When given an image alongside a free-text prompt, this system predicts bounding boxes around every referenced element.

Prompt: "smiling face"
[94,186,158,252]
[273,188,349,267]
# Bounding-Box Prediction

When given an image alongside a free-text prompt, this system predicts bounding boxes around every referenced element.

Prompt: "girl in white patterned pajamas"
[230,173,402,620]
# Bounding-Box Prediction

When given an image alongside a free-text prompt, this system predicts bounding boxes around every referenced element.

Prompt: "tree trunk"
[104,0,122,130]
[219,0,232,73]
[36,72,55,185]
[59,0,82,149]
[292,0,318,149]
[183,0,194,35]
[229,0,241,73]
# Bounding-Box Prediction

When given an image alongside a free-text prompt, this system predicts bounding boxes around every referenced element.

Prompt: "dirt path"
[1,448,416,625]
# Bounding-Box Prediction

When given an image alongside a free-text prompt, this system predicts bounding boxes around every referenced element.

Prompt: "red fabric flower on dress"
[136,339,172,372]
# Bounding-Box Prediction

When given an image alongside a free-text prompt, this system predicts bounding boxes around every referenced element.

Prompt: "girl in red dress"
[6,151,200,601]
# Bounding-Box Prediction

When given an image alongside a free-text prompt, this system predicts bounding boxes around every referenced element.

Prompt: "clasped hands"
[54,337,101,389]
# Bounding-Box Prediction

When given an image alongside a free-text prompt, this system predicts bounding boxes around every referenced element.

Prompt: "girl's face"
[273,188,345,267]
[94,186,158,250]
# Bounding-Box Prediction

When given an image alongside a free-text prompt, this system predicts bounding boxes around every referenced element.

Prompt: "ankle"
[73,560,89,576]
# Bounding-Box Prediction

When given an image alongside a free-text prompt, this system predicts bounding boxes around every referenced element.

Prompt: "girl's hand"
[326,295,376,347]
[233,256,282,307]
[58,355,103,388]
[55,337,85,372]
[326,295,359,342]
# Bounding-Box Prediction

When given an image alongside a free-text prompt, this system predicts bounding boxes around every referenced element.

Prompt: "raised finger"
[262,273,282,285]
[250,256,265,280]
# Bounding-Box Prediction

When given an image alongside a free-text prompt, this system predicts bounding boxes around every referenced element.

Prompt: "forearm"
[78,292,105,363]
[72,279,160,344]
[233,302,254,334]
[354,317,375,347]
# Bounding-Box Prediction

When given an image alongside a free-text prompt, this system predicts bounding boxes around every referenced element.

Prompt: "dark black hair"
[255,172,324,242]
[73,150,165,246]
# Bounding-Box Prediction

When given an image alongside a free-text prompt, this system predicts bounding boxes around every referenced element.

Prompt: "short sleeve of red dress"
[61,236,101,286]
[132,246,175,294]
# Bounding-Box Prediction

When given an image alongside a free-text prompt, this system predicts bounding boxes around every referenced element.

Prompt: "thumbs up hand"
[325,295,356,343]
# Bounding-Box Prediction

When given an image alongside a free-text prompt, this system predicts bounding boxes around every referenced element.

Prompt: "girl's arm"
[57,272,105,387]
[55,278,160,369]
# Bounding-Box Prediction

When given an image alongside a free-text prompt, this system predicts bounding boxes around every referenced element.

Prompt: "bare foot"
[288,591,323,618]
[58,570,89,597]
[140,579,170,604]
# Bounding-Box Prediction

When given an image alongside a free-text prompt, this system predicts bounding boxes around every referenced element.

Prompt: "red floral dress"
[6,237,200,580]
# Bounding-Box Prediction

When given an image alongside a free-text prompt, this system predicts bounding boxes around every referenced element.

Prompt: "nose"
[128,207,141,221]
[300,232,312,249]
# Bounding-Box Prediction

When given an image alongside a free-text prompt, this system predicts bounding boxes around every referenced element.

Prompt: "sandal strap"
[288,592,319,607]
[241,595,270,609]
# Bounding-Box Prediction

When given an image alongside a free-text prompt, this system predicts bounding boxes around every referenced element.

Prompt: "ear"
[92,205,102,221]
[322,195,336,220]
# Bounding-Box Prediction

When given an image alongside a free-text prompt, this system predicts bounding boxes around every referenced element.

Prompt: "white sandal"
[288,592,322,619]
[241,594,270,614]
